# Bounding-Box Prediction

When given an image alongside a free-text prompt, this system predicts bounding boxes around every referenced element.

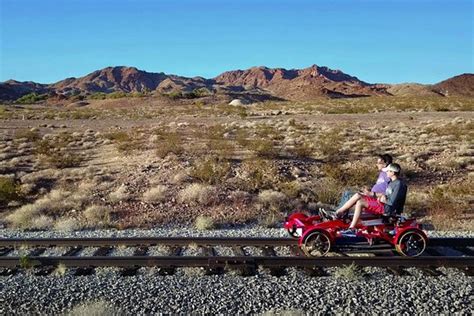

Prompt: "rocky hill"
[0,65,472,102]
[431,73,474,97]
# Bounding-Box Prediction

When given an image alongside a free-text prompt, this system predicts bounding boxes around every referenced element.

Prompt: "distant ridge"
[0,65,472,101]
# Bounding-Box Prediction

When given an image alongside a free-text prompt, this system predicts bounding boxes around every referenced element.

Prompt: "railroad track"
[0,237,472,277]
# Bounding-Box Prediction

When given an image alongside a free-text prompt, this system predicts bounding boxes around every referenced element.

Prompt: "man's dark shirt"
[384,178,407,215]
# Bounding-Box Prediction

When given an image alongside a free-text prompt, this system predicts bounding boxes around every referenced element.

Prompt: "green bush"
[89,92,107,100]
[15,93,48,104]
[191,156,231,185]
[109,91,128,99]
[0,177,20,205]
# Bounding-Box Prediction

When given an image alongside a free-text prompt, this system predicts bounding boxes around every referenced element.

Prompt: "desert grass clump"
[178,183,217,206]
[334,263,365,280]
[194,215,215,231]
[54,217,82,232]
[108,185,131,203]
[30,215,54,230]
[66,300,124,316]
[5,204,41,229]
[142,185,167,203]
[191,156,231,185]
[54,263,67,277]
[83,205,111,228]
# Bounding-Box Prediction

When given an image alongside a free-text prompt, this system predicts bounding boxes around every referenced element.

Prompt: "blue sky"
[0,0,472,84]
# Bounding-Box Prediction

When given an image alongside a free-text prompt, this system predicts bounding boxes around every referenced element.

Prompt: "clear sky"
[0,0,472,84]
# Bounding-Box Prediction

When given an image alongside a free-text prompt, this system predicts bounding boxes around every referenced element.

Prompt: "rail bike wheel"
[395,230,427,257]
[302,230,331,257]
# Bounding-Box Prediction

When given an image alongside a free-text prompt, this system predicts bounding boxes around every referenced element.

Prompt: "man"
[337,163,407,234]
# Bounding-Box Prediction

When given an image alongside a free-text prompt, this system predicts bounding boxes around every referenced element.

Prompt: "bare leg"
[349,199,368,228]
[335,193,363,216]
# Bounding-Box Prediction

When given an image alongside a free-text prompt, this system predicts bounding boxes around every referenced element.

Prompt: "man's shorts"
[362,195,384,215]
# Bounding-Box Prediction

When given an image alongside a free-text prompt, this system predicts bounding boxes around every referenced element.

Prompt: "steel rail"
[0,256,472,269]
[0,237,296,247]
[0,237,472,247]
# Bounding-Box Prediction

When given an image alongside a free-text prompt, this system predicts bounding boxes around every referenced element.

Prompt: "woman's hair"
[378,154,393,166]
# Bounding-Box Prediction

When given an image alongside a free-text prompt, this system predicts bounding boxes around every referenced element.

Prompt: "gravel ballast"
[0,227,473,315]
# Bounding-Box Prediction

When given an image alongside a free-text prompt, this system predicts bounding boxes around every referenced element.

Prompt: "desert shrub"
[258,190,288,212]
[0,176,20,205]
[237,159,281,192]
[166,91,183,100]
[248,138,279,158]
[312,178,343,205]
[425,181,471,230]
[44,153,84,169]
[287,142,314,159]
[177,183,217,206]
[142,185,167,203]
[103,131,130,142]
[34,138,84,168]
[193,87,212,97]
[260,212,281,228]
[83,205,111,227]
[15,129,41,142]
[316,128,343,158]
[66,300,124,316]
[15,93,48,104]
[206,139,235,158]
[108,185,131,203]
[154,131,184,158]
[277,181,305,200]
[321,163,344,182]
[89,92,107,100]
[103,131,142,153]
[191,156,231,185]
[194,215,215,230]
[235,129,250,147]
[343,162,377,187]
[108,91,128,99]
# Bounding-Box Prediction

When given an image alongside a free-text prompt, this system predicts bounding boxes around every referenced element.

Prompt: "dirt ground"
[0,99,473,231]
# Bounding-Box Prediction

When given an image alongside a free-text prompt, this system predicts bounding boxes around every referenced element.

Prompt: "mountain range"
[1,65,473,102]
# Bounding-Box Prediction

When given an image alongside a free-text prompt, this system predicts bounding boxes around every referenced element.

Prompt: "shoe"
[319,208,338,220]
[340,228,357,236]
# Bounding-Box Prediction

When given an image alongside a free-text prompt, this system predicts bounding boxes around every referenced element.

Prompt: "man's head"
[386,163,401,177]
[376,154,393,170]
